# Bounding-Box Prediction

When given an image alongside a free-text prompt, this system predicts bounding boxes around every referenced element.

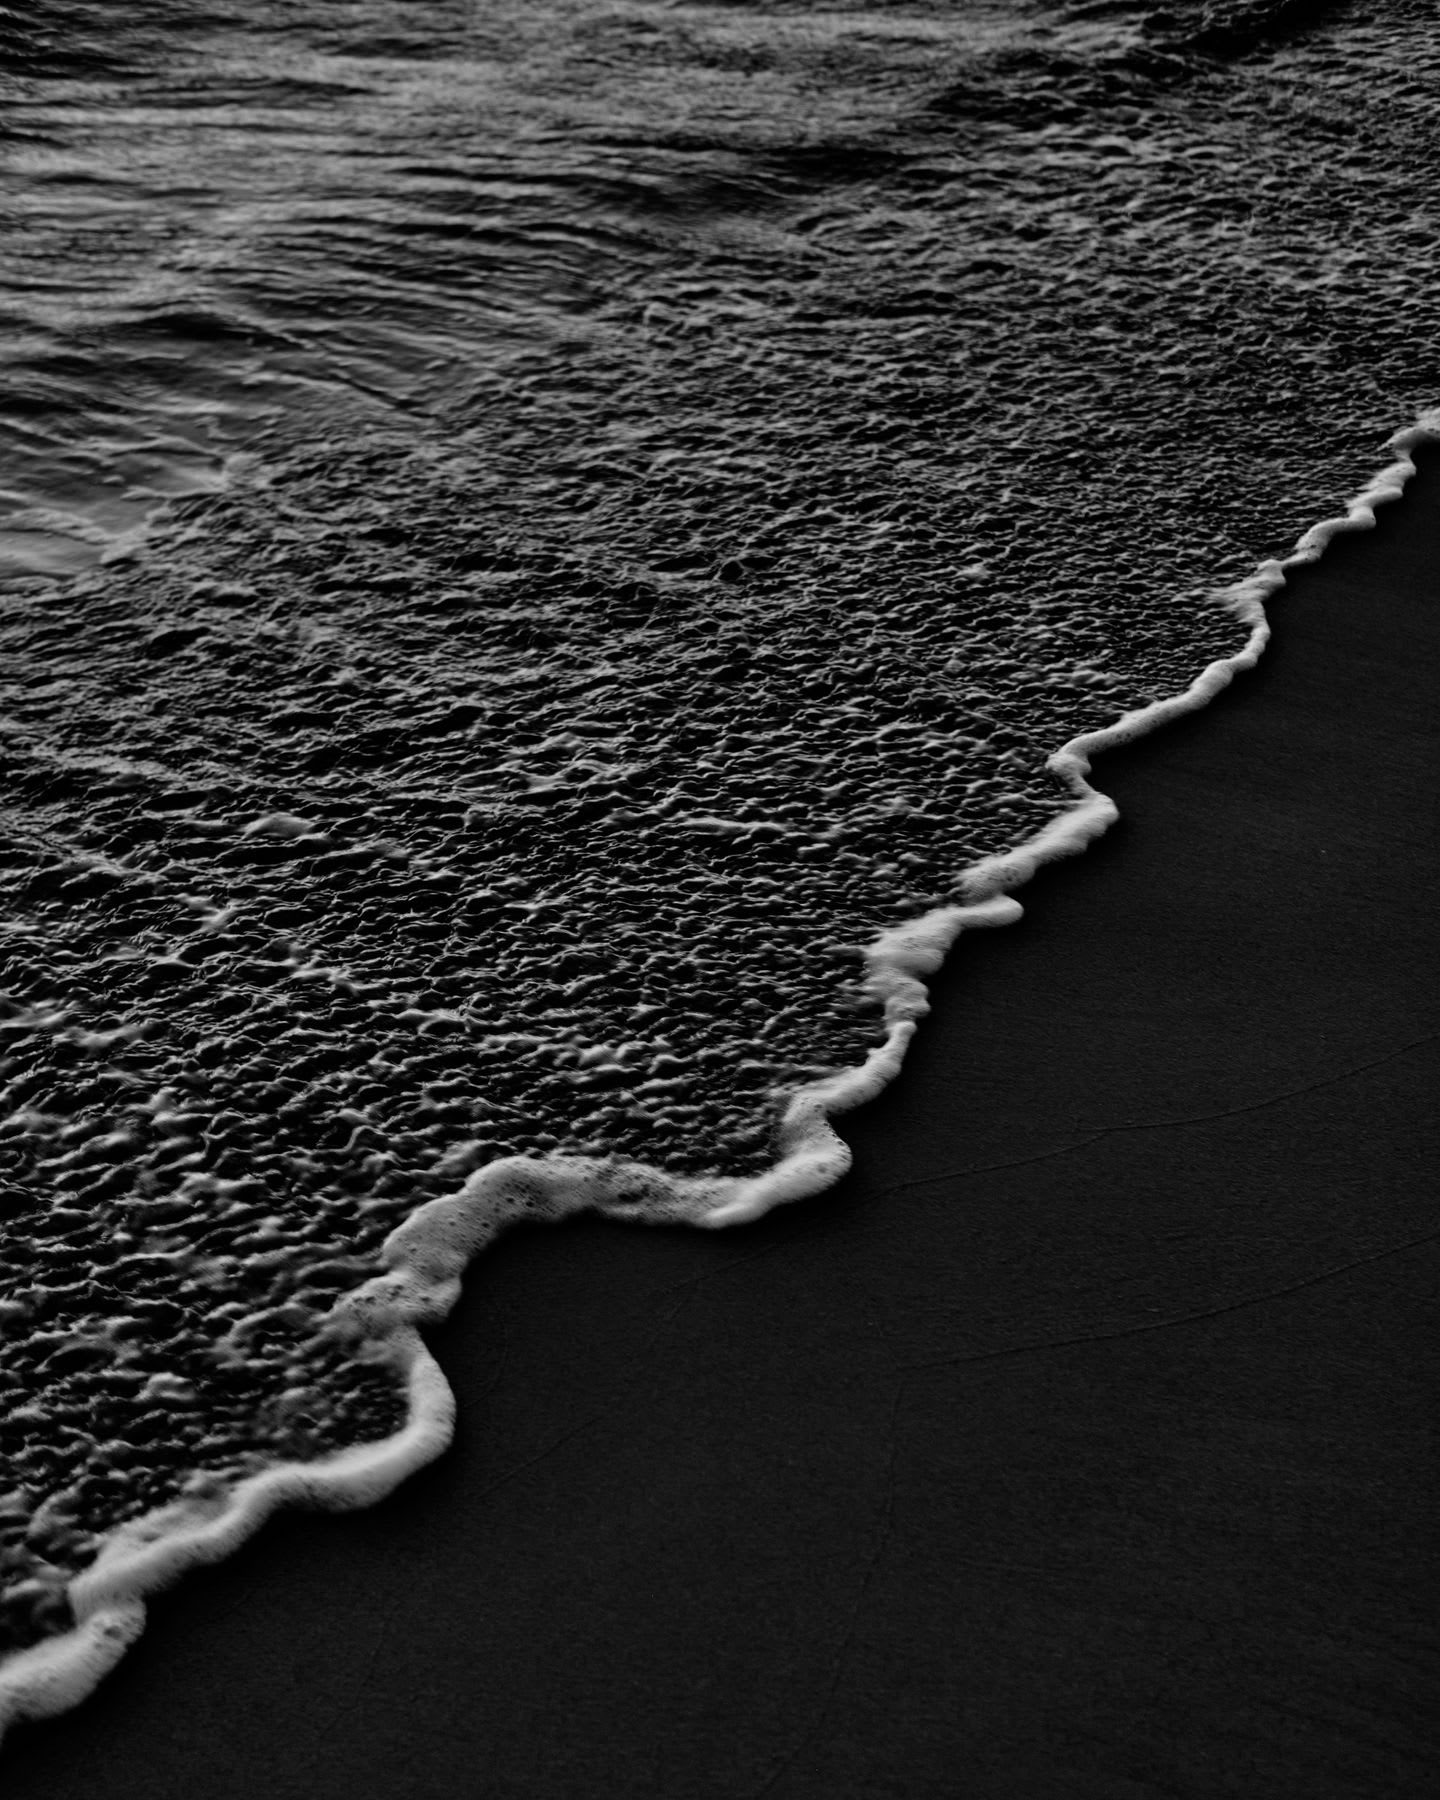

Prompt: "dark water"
[1,0,1438,1686]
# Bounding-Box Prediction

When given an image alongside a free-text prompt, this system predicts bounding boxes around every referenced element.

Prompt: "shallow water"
[1,0,1438,1680]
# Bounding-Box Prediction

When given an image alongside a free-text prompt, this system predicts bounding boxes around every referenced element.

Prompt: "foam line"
[3,411,1436,1743]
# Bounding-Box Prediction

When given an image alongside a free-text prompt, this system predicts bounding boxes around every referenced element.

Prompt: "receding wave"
[4,414,1436,1736]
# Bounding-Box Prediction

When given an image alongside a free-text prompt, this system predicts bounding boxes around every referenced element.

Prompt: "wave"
[4,410,1435,1741]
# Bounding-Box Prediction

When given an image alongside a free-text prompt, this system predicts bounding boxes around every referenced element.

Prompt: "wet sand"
[5,449,1439,1798]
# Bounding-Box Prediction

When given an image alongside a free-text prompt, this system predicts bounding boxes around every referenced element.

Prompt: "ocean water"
[2,0,1438,1726]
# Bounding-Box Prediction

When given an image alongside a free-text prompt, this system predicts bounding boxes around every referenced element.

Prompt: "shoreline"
[4,441,1440,1795]
[2,421,1421,1737]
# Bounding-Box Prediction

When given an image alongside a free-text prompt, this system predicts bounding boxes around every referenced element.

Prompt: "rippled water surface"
[2,0,1439,1667]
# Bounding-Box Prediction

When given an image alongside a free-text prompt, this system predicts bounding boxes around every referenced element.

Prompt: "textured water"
[2,0,1438,1707]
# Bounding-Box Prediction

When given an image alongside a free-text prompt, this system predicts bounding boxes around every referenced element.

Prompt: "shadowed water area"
[1,0,1438,1667]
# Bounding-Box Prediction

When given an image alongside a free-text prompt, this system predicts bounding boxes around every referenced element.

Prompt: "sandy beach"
[5,450,1438,1797]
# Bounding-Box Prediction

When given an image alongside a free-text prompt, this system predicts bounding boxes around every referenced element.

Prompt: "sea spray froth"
[2,0,1439,1734]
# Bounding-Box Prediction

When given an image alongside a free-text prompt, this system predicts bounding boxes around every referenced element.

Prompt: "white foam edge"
[3,409,1437,1742]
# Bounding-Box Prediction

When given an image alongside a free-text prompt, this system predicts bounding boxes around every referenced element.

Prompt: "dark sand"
[6,451,1439,1798]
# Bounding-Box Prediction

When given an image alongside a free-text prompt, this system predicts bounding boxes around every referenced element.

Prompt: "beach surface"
[5,453,1438,1797]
